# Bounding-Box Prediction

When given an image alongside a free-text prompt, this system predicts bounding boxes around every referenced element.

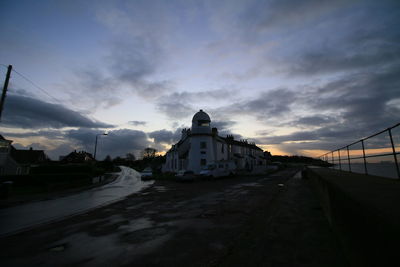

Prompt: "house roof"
[10,147,47,164]
[61,151,94,162]
[221,136,263,151]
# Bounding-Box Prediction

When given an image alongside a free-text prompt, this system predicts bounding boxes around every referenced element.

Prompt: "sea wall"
[307,167,400,267]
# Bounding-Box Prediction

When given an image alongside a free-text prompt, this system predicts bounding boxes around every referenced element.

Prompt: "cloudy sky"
[1,0,399,160]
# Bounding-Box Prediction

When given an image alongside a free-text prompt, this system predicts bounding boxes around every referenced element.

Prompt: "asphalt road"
[0,168,344,267]
[0,166,153,237]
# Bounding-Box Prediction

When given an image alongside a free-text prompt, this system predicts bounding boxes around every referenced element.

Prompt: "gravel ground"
[0,168,345,267]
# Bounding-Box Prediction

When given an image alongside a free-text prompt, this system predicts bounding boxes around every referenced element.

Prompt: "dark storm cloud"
[149,129,182,144]
[163,90,231,103]
[307,66,400,130]
[216,88,297,122]
[287,28,400,76]
[258,127,350,145]
[128,120,147,126]
[66,128,152,159]
[254,64,400,154]
[231,0,400,82]
[70,4,175,109]
[210,120,243,139]
[238,0,352,36]
[211,120,236,130]
[2,95,114,129]
[1,130,64,139]
[156,100,195,120]
[155,89,233,120]
[288,115,337,127]
[72,38,171,109]
[107,39,172,98]
[2,126,182,160]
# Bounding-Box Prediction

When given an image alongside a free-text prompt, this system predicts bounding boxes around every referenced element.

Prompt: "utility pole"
[0,65,12,121]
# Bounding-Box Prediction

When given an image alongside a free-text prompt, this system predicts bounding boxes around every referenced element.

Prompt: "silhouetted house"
[264,151,272,162]
[162,110,268,174]
[60,150,94,163]
[0,135,48,175]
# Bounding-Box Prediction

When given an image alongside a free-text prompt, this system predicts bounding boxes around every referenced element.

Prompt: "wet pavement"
[0,166,153,236]
[0,168,344,266]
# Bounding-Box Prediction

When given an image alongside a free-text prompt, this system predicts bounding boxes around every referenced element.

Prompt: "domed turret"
[192,109,211,124]
[191,109,211,134]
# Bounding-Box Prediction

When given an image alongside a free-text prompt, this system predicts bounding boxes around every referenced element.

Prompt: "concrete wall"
[188,135,215,174]
[307,167,400,267]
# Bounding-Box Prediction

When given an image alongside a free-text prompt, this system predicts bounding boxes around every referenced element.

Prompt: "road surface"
[0,166,152,236]
[1,168,345,267]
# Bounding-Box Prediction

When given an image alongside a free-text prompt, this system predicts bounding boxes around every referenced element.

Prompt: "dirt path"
[0,168,344,266]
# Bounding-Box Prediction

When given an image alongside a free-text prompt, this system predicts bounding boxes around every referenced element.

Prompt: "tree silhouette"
[126,153,136,161]
[142,147,157,159]
[104,155,112,162]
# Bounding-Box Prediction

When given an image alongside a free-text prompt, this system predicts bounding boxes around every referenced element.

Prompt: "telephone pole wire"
[0,65,12,121]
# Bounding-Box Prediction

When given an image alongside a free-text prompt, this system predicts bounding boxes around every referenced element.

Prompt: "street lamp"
[94,133,107,160]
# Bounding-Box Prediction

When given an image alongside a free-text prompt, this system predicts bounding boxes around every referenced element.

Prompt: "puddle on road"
[232,182,262,188]
[153,186,168,192]
[45,232,122,266]
[293,171,302,179]
[118,217,153,232]
[49,243,67,252]
[258,177,273,182]
[125,202,153,210]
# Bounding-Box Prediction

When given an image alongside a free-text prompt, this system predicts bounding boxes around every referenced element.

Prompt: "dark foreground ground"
[0,168,346,267]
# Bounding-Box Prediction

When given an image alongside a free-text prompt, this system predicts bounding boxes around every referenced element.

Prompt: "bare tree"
[142,147,157,159]
[104,155,112,162]
[126,153,136,161]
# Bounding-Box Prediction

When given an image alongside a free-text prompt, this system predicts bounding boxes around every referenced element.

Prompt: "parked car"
[140,167,153,180]
[200,161,236,178]
[175,170,196,182]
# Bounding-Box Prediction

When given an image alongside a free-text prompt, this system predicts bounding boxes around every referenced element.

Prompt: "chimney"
[226,134,234,140]
[181,128,188,139]
[212,127,218,136]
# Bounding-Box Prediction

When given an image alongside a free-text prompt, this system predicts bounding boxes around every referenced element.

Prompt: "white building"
[162,110,268,174]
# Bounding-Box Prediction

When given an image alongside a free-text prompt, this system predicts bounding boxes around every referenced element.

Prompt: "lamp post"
[94,133,107,160]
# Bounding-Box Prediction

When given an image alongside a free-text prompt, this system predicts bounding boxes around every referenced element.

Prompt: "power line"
[11,68,63,105]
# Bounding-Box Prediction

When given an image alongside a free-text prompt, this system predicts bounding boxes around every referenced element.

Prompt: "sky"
[0,0,399,160]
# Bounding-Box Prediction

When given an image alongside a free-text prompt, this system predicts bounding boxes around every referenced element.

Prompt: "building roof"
[222,136,263,151]
[192,109,210,123]
[61,151,94,162]
[10,147,48,164]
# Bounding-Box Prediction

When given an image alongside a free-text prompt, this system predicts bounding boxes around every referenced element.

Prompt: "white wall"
[188,135,215,174]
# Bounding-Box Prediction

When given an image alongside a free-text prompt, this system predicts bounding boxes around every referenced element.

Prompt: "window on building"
[200,142,207,149]
[200,159,207,166]
[201,151,206,154]
[221,144,224,153]
[0,141,9,153]
[198,120,210,126]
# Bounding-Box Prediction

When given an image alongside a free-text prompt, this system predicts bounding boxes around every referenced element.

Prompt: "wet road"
[0,168,344,267]
[0,166,153,236]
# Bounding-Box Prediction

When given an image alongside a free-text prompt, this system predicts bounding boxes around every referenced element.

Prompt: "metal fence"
[318,122,400,179]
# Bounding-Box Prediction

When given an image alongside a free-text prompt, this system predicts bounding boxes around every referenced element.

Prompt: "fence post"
[361,140,368,175]
[338,150,342,170]
[347,146,351,172]
[331,151,334,168]
[388,128,400,179]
